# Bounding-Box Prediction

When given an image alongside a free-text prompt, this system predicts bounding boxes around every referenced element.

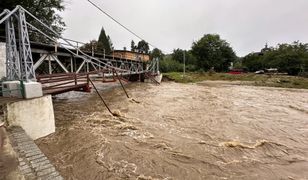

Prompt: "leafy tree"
[80,40,98,53]
[0,0,65,42]
[271,42,308,75]
[171,49,197,71]
[242,53,264,72]
[97,27,113,54]
[185,51,198,71]
[131,40,136,52]
[150,48,164,60]
[242,42,308,75]
[232,59,244,69]
[172,49,196,64]
[172,49,185,63]
[107,35,113,51]
[136,40,150,53]
[192,34,237,72]
[159,55,183,73]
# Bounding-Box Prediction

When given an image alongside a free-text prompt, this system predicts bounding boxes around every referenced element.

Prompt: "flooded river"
[36,81,308,180]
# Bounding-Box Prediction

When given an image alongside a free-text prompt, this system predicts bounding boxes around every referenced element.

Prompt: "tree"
[242,42,308,75]
[107,35,113,51]
[172,49,185,63]
[242,53,264,72]
[0,0,65,42]
[171,49,198,71]
[192,34,237,72]
[136,40,150,53]
[270,42,308,75]
[150,48,164,60]
[131,40,136,52]
[159,55,183,73]
[97,27,112,54]
[80,40,98,52]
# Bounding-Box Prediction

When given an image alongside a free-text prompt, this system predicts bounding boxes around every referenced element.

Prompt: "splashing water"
[36,82,308,179]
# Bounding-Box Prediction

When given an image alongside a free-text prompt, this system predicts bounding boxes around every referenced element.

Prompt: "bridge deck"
[42,83,90,95]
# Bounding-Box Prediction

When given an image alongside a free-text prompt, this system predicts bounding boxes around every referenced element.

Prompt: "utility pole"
[183,51,186,77]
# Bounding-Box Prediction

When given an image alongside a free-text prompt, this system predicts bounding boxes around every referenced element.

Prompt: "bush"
[160,57,183,73]
[186,64,197,72]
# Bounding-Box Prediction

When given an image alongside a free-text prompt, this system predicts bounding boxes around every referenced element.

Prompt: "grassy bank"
[164,72,308,89]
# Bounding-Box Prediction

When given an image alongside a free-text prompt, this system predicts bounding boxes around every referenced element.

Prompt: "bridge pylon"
[1,6,35,82]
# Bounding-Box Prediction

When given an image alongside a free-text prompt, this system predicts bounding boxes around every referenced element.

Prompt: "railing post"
[74,73,77,85]
[87,73,89,85]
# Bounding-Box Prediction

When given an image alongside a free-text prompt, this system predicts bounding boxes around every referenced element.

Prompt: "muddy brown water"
[36,81,308,180]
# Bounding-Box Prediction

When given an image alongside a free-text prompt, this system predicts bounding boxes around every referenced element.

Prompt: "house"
[112,50,150,62]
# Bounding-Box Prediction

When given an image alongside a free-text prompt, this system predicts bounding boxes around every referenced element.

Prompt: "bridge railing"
[37,73,91,95]
[1,5,159,89]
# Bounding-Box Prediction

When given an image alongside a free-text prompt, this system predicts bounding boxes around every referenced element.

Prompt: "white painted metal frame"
[0,5,160,81]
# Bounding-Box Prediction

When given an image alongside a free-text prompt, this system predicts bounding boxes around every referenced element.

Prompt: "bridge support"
[0,42,6,79]
[2,95,55,140]
[17,8,35,81]
[1,7,36,82]
[6,17,21,80]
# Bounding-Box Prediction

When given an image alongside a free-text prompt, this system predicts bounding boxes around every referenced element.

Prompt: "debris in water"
[130,98,141,104]
[112,110,122,117]
[220,140,268,149]
[116,124,138,130]
[153,142,172,150]
[137,174,155,180]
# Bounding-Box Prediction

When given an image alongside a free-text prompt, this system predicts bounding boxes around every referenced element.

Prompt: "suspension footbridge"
[0,5,160,96]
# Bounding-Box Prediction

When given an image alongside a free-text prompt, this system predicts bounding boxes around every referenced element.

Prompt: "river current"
[36,81,308,180]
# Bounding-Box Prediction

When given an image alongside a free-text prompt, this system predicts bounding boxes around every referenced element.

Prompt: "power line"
[87,0,169,54]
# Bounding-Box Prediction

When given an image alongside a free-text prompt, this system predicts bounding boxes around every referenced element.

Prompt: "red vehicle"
[228,69,245,74]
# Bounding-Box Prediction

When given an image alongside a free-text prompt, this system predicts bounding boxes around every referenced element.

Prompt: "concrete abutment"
[2,95,55,140]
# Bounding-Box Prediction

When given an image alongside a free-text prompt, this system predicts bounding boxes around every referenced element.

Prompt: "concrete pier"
[0,95,61,179]
[1,95,55,140]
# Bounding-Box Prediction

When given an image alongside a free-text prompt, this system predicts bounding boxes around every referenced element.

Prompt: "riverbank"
[164,72,308,89]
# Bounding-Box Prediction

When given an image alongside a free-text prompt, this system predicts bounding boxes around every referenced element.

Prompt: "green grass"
[163,72,308,89]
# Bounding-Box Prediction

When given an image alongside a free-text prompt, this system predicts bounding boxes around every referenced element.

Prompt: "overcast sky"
[60,0,308,56]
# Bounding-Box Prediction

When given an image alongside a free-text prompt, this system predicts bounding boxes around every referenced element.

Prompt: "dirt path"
[36,82,308,179]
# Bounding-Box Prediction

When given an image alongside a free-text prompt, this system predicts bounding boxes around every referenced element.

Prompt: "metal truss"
[0,5,160,82]
[147,58,160,74]
[18,8,35,81]
[0,6,36,81]
[5,16,21,80]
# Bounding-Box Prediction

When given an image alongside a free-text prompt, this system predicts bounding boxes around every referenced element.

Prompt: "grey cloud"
[61,0,308,56]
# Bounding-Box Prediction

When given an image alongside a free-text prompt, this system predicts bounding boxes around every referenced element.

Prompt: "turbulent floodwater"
[36,81,308,180]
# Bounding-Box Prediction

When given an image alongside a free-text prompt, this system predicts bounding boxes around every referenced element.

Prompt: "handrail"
[113,70,129,98]
[0,7,19,24]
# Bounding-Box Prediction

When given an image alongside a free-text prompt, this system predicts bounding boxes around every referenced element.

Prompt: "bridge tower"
[1,6,36,82]
[5,15,21,80]
[17,8,36,81]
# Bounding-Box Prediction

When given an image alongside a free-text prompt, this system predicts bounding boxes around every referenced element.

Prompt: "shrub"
[160,57,183,73]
